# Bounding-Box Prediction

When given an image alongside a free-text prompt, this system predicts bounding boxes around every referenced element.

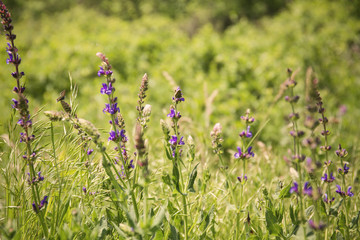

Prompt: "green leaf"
[278,182,292,199]
[150,207,165,232]
[350,210,360,229]
[265,209,283,236]
[337,211,347,236]
[111,222,127,238]
[330,199,343,217]
[187,163,199,193]
[165,146,173,160]
[169,223,180,240]
[172,162,186,196]
[162,174,172,187]
[305,205,314,218]
[290,204,299,225]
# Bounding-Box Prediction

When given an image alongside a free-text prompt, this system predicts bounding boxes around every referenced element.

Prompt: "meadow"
[0,0,359,239]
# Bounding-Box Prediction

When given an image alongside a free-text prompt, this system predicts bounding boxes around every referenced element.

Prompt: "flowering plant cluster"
[0,2,358,239]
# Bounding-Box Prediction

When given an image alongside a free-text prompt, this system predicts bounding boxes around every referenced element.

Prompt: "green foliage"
[1,0,360,239]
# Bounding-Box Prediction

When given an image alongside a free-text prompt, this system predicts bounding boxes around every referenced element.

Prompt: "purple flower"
[37,172,44,181]
[103,103,120,114]
[308,220,326,231]
[87,149,94,155]
[11,98,18,108]
[13,86,25,93]
[32,202,38,212]
[247,146,254,157]
[344,163,350,173]
[239,126,253,138]
[172,87,185,103]
[234,146,254,159]
[234,147,243,159]
[108,130,120,142]
[167,108,181,119]
[323,194,334,204]
[169,135,184,146]
[33,196,48,213]
[6,51,13,64]
[303,182,313,196]
[97,66,105,76]
[128,159,135,169]
[335,185,353,197]
[237,174,248,183]
[347,186,354,197]
[83,187,87,194]
[119,129,128,142]
[321,173,335,183]
[335,144,348,158]
[100,82,114,95]
[290,181,298,194]
[39,196,48,208]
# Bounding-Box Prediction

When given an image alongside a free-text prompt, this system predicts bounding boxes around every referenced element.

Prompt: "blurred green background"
[1,0,360,156]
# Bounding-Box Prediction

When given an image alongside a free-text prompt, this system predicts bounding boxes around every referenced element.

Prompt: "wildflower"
[172,87,185,103]
[237,174,248,183]
[239,126,252,138]
[240,109,255,124]
[290,181,298,194]
[167,108,181,119]
[100,82,114,95]
[87,149,93,155]
[97,66,105,76]
[211,123,223,154]
[32,196,48,213]
[335,144,348,158]
[338,163,349,175]
[108,130,120,142]
[103,103,120,115]
[323,194,334,204]
[142,104,152,117]
[234,146,254,159]
[82,187,87,194]
[37,172,44,181]
[321,173,335,183]
[303,182,313,196]
[169,135,185,146]
[336,185,354,197]
[308,220,326,231]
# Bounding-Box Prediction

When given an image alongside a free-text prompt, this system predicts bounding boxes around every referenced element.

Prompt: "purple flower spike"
[83,187,87,194]
[100,82,114,95]
[303,182,313,196]
[290,181,299,194]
